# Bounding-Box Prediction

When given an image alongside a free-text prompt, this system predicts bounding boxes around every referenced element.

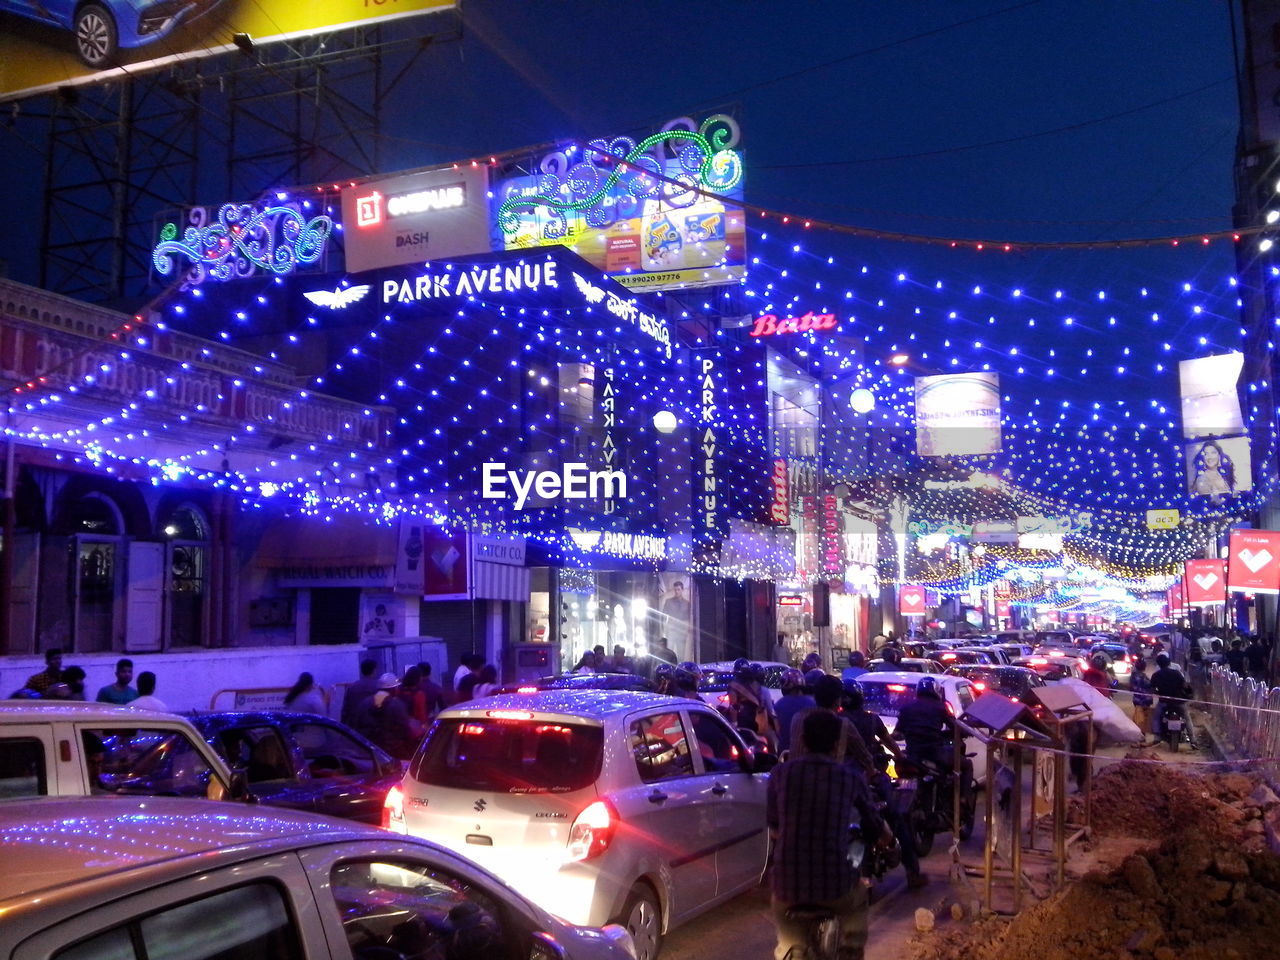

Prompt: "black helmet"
[916,676,941,699]
[750,662,766,682]
[781,668,806,692]
[733,657,754,682]
[1090,653,1108,670]
[673,664,700,691]
[842,679,865,709]
[654,662,674,681]
[804,668,827,688]
[733,657,751,672]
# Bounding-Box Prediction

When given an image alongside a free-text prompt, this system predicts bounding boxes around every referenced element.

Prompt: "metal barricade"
[1205,664,1280,784]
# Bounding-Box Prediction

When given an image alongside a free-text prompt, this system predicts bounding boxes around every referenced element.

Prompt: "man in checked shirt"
[767,709,892,960]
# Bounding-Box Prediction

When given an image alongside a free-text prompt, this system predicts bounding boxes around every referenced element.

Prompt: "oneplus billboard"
[0,0,454,102]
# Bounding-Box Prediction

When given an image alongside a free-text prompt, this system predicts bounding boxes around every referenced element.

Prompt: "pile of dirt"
[913,764,1280,960]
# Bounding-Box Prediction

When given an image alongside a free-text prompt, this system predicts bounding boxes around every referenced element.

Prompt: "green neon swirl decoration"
[497,128,743,236]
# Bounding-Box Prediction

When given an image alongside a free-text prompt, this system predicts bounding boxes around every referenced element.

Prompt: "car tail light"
[718,693,731,704]
[887,683,908,692]
[566,800,617,862]
[383,786,406,832]
[941,653,956,660]
[487,710,535,720]
[517,686,539,694]
[1029,657,1048,665]
[973,681,986,691]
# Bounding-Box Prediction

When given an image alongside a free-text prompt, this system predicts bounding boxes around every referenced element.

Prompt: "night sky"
[0,0,1249,514]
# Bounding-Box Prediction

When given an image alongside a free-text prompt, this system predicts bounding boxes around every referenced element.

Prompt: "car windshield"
[410,718,603,793]
[857,681,923,717]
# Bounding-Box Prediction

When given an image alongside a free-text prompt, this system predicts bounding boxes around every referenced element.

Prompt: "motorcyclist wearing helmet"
[728,658,779,749]
[774,668,815,754]
[1081,653,1114,698]
[671,662,702,700]
[789,675,875,778]
[894,677,958,773]
[1151,652,1196,746]
[653,662,675,696]
[843,682,925,889]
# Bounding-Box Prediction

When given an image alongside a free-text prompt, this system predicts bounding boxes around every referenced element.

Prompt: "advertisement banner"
[1145,509,1180,531]
[899,584,927,617]
[1185,558,1226,605]
[422,527,469,600]
[0,0,454,103]
[914,373,1002,456]
[394,519,427,594]
[1185,436,1252,502]
[340,166,492,273]
[1179,352,1244,439]
[995,598,1012,618]
[1227,529,1280,595]
[490,117,746,292]
[820,494,844,576]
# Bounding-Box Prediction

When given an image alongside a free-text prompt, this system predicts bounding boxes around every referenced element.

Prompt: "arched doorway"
[162,503,210,648]
[69,493,125,653]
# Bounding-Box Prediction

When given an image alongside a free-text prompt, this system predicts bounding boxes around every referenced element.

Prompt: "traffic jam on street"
[4,4,1280,960]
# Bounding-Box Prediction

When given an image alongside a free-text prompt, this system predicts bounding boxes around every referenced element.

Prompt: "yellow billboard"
[0,0,454,102]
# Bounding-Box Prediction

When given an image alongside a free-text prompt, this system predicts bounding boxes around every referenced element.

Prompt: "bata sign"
[748,311,838,337]
[770,459,790,524]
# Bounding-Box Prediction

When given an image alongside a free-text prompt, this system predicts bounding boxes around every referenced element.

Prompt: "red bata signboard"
[770,458,790,524]
[1185,558,1227,605]
[1227,529,1280,594]
[748,312,837,338]
[899,585,927,617]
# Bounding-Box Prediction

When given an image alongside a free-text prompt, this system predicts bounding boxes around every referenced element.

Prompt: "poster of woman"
[1185,436,1251,503]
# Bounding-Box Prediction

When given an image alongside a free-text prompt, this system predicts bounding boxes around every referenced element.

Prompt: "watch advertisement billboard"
[0,0,454,103]
[341,166,492,273]
[489,116,746,292]
[1179,353,1244,439]
[914,372,1002,457]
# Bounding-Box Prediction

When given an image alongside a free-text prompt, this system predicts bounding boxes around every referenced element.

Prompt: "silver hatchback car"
[0,796,635,960]
[385,690,774,960]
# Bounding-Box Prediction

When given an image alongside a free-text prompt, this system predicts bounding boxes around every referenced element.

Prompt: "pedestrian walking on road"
[354,673,420,759]
[341,659,381,726]
[96,658,139,705]
[130,672,168,712]
[284,672,327,715]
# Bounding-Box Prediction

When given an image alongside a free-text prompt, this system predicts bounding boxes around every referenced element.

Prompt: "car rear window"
[856,681,921,716]
[410,718,602,793]
[0,737,46,799]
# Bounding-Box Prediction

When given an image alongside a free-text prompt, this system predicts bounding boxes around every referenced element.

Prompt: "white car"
[0,700,240,802]
[0,796,635,960]
[386,690,772,960]
[853,671,987,784]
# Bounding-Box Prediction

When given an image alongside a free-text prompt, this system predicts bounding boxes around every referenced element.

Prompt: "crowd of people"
[10,649,169,709]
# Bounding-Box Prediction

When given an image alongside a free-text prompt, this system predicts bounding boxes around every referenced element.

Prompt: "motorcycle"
[896,746,977,856]
[1161,701,1190,752]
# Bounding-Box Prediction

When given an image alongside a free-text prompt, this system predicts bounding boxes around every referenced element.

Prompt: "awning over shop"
[473,560,530,602]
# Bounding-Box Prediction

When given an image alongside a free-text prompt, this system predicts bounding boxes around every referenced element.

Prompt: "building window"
[163,504,209,647]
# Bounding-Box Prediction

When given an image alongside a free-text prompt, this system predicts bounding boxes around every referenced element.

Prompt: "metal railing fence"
[1205,664,1280,783]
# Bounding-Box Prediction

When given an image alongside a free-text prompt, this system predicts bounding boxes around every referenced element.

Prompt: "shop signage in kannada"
[748,311,838,338]
[571,273,672,358]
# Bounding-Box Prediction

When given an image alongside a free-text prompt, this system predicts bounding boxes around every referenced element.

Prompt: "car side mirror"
[225,770,256,803]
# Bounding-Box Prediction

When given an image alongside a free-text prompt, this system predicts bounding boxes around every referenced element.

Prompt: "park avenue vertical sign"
[697,353,722,551]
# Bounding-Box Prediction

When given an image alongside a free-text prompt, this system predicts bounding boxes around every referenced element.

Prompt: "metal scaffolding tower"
[33,13,461,307]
